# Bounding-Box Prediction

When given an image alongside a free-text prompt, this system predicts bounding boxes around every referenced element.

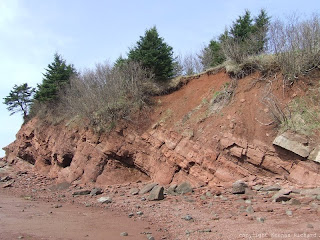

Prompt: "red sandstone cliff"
[4,70,320,187]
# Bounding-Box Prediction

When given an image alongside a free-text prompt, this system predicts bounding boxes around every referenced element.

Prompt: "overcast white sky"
[0,0,319,157]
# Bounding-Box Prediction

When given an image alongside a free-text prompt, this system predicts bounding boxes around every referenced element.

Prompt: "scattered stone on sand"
[90,188,102,196]
[120,232,128,236]
[148,186,164,201]
[307,224,314,228]
[0,175,12,182]
[272,189,292,202]
[260,184,281,192]
[72,190,91,196]
[166,184,177,195]
[97,196,112,204]
[3,180,14,188]
[200,195,206,200]
[205,191,213,198]
[139,183,158,195]
[183,215,193,221]
[147,235,155,240]
[130,188,140,195]
[273,195,291,202]
[246,205,255,214]
[175,182,193,195]
[289,198,301,205]
[136,211,143,216]
[286,210,293,216]
[232,180,247,194]
[257,217,265,223]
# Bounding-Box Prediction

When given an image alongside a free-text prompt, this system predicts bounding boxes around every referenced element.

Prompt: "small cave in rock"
[44,158,52,165]
[18,153,36,165]
[60,153,73,168]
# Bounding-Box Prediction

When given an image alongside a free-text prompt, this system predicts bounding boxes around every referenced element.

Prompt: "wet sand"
[0,193,160,240]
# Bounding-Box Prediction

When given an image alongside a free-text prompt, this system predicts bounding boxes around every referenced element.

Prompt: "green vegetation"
[128,26,175,81]
[3,83,35,119]
[199,40,225,69]
[279,94,320,136]
[200,9,270,70]
[34,53,76,102]
[3,11,320,137]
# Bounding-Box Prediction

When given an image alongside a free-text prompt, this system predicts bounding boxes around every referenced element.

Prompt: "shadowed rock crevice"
[61,153,74,168]
[106,152,150,177]
[18,152,35,165]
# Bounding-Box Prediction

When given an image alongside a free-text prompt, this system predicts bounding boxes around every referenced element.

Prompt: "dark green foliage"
[35,53,76,102]
[114,55,128,69]
[253,9,271,53]
[220,9,270,63]
[229,10,254,40]
[200,40,226,69]
[3,83,35,118]
[128,26,175,81]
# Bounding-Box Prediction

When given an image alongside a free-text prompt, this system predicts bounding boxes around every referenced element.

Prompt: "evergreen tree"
[113,55,127,69]
[35,53,76,102]
[229,10,254,41]
[128,26,175,81]
[3,83,35,118]
[200,40,226,69]
[220,9,270,62]
[253,9,271,53]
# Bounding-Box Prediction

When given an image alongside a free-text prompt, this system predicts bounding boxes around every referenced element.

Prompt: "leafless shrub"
[177,52,203,76]
[198,44,212,71]
[57,61,154,131]
[269,14,320,83]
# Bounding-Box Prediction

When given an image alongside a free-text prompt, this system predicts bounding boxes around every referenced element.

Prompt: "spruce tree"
[128,26,175,81]
[3,83,35,118]
[200,40,226,69]
[220,9,270,62]
[229,10,254,41]
[35,53,76,102]
[253,9,271,53]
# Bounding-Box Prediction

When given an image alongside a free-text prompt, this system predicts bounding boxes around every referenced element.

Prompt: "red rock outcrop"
[4,70,320,188]
[4,116,320,188]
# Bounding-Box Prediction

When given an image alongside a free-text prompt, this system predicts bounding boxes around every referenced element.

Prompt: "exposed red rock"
[4,70,320,188]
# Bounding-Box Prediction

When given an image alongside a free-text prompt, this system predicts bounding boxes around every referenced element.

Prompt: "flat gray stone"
[147,186,164,201]
[139,183,158,195]
[308,146,320,163]
[300,188,320,196]
[72,190,91,196]
[97,196,112,203]
[232,180,248,194]
[260,185,281,192]
[183,215,193,221]
[90,188,102,196]
[166,184,177,195]
[130,188,140,195]
[273,132,311,158]
[246,205,255,214]
[175,182,193,195]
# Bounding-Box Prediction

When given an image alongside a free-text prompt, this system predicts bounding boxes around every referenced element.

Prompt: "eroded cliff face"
[4,70,320,188]
[4,116,320,188]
